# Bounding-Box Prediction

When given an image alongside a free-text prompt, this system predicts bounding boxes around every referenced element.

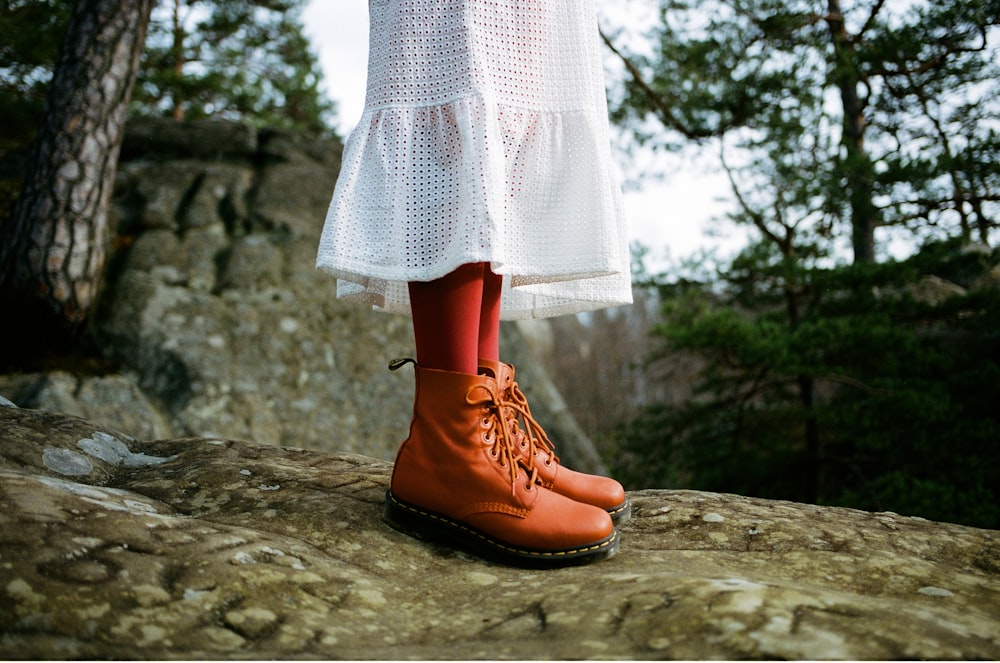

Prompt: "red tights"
[408,262,502,375]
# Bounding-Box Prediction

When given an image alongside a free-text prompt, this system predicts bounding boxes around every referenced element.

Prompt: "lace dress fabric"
[316,0,632,319]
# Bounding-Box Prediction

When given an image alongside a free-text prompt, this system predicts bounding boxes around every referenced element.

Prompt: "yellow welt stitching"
[608,501,629,516]
[388,492,617,558]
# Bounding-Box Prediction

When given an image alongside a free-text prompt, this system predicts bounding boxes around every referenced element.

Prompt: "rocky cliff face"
[0,118,604,473]
[1,402,998,659]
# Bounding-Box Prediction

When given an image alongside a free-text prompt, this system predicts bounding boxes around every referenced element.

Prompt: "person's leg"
[407,262,485,375]
[478,267,503,364]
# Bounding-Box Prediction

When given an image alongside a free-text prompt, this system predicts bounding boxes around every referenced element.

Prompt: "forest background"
[1,0,998,529]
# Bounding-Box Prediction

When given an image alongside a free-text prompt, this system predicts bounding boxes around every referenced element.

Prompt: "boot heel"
[383,489,447,543]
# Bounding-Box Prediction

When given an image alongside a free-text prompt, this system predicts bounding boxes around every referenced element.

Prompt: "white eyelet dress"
[315,0,632,319]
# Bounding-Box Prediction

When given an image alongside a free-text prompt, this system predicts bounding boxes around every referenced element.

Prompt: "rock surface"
[2,404,998,660]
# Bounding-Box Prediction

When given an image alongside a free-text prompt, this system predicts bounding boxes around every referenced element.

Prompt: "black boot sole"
[608,498,632,526]
[383,490,620,569]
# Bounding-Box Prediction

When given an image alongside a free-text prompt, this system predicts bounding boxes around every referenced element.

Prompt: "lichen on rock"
[1,405,998,660]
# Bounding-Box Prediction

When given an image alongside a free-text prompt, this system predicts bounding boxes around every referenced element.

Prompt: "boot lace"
[502,380,560,475]
[466,382,540,495]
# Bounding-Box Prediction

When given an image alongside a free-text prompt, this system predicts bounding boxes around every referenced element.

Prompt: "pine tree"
[602,0,1000,527]
[606,0,999,263]
[132,0,334,135]
[0,0,336,347]
[0,0,154,338]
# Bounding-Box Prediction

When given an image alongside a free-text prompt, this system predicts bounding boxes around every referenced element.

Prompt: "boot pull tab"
[388,357,417,372]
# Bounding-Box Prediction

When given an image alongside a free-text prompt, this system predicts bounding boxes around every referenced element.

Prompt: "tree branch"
[599,28,708,141]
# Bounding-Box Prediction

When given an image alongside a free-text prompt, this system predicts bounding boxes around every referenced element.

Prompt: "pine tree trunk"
[0,0,154,330]
[826,0,877,264]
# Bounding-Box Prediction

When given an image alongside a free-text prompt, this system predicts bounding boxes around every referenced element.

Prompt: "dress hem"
[315,262,633,320]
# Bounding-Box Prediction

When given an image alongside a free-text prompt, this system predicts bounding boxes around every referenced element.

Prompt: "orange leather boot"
[384,358,619,567]
[479,359,631,524]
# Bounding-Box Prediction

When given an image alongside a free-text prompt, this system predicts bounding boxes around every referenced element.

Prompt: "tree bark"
[0,0,154,329]
[826,0,878,264]
[170,0,187,121]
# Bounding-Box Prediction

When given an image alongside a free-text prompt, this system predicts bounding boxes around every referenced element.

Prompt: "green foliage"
[0,0,73,151]
[862,1,1000,244]
[0,0,336,151]
[606,0,1000,529]
[616,240,1000,528]
[609,0,1000,255]
[132,0,335,135]
[0,0,73,220]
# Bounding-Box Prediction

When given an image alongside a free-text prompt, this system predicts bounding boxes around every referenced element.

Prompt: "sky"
[300,2,746,271]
